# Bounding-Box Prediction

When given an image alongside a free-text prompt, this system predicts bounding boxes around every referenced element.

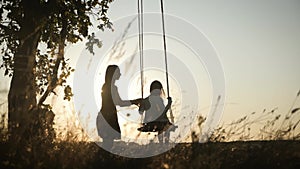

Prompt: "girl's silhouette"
[138,80,173,143]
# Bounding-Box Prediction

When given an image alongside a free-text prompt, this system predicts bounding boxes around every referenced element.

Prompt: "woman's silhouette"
[97,65,141,150]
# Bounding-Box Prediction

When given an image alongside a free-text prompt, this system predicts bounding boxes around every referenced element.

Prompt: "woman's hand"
[130,98,143,106]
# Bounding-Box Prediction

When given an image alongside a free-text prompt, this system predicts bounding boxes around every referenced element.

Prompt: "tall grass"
[196,90,300,142]
[1,90,299,169]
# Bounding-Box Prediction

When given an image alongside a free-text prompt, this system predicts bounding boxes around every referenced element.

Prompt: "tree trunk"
[8,31,40,141]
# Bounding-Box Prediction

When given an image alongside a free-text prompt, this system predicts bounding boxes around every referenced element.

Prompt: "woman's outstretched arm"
[111,86,142,107]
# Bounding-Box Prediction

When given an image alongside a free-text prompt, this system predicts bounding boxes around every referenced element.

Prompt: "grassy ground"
[1,92,299,168]
[1,140,299,169]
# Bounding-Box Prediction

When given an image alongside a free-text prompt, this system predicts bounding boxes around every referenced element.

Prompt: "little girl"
[138,80,173,143]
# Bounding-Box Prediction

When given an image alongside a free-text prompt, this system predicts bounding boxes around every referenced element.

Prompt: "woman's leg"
[103,138,113,150]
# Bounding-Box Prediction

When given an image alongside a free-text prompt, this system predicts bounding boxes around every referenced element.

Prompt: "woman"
[138,80,173,143]
[97,65,141,150]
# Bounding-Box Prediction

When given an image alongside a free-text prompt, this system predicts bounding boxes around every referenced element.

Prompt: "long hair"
[104,65,119,85]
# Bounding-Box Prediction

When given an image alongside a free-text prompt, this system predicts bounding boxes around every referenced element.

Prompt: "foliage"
[0,1,115,165]
[0,0,114,105]
[35,50,75,104]
[85,32,103,55]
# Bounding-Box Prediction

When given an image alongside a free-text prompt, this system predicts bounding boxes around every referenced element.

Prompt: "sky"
[106,0,300,113]
[1,0,300,142]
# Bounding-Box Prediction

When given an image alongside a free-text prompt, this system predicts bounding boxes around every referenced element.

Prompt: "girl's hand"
[167,97,172,105]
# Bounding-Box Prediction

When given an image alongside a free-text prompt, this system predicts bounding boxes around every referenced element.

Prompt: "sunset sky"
[1,0,300,142]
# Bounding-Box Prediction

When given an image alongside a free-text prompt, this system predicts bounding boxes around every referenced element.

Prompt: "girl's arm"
[162,97,172,115]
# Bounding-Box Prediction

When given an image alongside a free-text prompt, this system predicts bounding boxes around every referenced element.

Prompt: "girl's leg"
[158,130,163,143]
[164,130,170,143]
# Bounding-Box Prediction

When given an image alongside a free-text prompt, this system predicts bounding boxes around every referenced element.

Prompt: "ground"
[0,140,299,169]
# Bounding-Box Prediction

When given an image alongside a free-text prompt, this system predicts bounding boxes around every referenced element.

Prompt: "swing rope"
[137,0,175,124]
[137,0,145,124]
[160,0,175,123]
[137,0,144,99]
[160,0,170,98]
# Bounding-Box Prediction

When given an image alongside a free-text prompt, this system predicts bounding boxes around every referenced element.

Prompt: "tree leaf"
[4,69,8,76]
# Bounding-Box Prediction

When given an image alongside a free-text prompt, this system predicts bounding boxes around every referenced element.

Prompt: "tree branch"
[37,12,68,106]
[20,21,45,46]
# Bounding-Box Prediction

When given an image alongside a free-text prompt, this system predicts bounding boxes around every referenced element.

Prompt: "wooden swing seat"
[137,121,177,132]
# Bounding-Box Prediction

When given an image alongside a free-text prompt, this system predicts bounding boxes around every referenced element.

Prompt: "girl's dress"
[138,90,171,132]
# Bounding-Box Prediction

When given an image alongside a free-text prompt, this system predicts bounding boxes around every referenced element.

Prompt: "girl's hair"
[150,80,163,92]
[104,65,119,84]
